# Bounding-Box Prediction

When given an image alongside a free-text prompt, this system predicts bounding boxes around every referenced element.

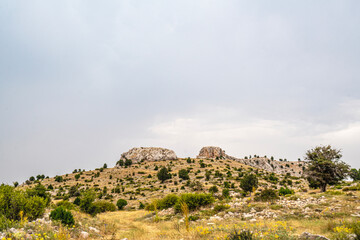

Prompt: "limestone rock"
[118,147,177,164]
[299,232,330,240]
[80,231,89,239]
[197,146,232,159]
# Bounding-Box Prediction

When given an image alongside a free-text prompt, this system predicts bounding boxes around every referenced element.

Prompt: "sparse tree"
[157,167,171,183]
[240,174,258,196]
[350,169,360,181]
[304,145,349,192]
[178,169,190,180]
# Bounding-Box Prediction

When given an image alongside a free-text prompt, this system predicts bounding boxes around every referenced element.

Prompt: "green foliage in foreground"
[50,206,75,226]
[0,184,47,222]
[226,229,254,240]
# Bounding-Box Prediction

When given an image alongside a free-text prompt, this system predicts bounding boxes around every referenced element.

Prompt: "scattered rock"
[299,232,330,240]
[209,215,223,221]
[80,231,89,239]
[89,227,100,233]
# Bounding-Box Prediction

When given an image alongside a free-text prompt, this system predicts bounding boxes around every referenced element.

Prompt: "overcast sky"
[1,1,359,184]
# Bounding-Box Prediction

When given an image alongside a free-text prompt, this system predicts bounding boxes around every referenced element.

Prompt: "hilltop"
[24,146,307,208]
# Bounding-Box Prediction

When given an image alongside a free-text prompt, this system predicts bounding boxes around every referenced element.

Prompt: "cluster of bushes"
[0,184,48,225]
[146,193,214,212]
[75,190,116,216]
[255,188,279,202]
[279,187,294,196]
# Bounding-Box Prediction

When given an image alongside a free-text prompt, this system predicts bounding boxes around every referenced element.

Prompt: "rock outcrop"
[197,146,235,159]
[118,147,177,164]
[197,146,304,177]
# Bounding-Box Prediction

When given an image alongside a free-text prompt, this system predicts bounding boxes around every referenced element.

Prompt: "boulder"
[118,147,177,164]
[80,231,89,239]
[299,232,330,240]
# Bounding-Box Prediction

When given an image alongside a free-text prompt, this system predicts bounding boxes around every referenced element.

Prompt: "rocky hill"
[197,146,305,177]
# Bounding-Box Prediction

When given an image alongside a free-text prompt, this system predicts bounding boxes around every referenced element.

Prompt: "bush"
[116,199,128,210]
[188,215,199,221]
[157,194,179,209]
[146,193,214,212]
[50,207,75,226]
[55,175,63,182]
[79,190,96,215]
[240,174,258,194]
[26,183,51,206]
[209,186,219,194]
[174,193,214,212]
[226,229,254,240]
[222,188,230,199]
[178,169,190,180]
[0,185,47,221]
[213,204,230,213]
[56,200,76,210]
[157,167,172,183]
[92,201,116,213]
[255,189,279,202]
[279,187,294,196]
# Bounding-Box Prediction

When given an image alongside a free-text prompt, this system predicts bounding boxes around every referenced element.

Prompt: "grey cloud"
[0,0,359,184]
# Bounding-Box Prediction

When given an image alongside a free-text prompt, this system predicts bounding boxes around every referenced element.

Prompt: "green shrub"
[73,197,81,206]
[56,200,76,210]
[343,184,360,191]
[26,183,51,206]
[222,188,230,199]
[50,207,75,226]
[255,188,279,202]
[213,204,230,213]
[209,186,219,194]
[174,193,214,212]
[79,190,96,215]
[116,199,128,210]
[0,214,18,231]
[240,174,258,194]
[188,215,199,221]
[279,187,294,196]
[226,229,254,240]
[92,201,116,213]
[157,167,172,183]
[0,185,47,221]
[178,169,190,180]
[158,194,179,209]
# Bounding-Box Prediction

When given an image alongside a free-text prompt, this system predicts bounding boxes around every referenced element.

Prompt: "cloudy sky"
[1,1,359,184]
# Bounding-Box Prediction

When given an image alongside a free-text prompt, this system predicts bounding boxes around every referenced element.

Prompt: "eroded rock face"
[196,146,304,177]
[197,146,230,159]
[118,147,177,164]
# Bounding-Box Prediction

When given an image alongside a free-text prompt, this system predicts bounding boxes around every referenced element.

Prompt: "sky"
[0,1,359,184]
